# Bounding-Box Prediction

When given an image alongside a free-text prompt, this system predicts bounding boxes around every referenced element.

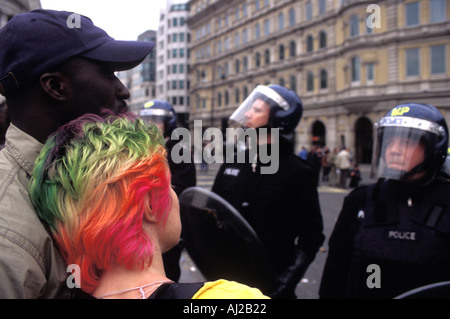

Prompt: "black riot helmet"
[139,100,177,138]
[371,103,448,184]
[229,84,303,134]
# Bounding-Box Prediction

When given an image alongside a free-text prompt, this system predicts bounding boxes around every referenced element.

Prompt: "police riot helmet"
[229,84,303,134]
[139,100,177,138]
[371,103,448,184]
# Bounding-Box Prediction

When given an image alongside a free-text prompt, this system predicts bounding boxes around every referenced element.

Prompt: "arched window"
[307,71,314,91]
[255,52,261,67]
[290,75,297,91]
[319,30,327,48]
[235,88,240,103]
[289,7,296,26]
[264,19,270,36]
[290,40,296,57]
[265,49,270,64]
[278,12,285,31]
[217,92,222,107]
[307,35,314,52]
[279,44,285,60]
[320,69,328,89]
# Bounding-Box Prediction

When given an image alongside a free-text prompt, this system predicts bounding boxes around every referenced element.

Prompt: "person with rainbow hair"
[29,113,269,299]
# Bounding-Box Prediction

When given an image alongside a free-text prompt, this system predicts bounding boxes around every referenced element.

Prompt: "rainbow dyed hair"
[29,113,172,293]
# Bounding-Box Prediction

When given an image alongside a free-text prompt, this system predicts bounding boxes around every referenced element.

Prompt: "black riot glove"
[269,248,313,299]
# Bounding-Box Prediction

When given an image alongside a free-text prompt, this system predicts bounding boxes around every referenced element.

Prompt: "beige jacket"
[0,124,68,298]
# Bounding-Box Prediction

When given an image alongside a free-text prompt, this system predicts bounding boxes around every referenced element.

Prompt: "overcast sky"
[40,0,165,40]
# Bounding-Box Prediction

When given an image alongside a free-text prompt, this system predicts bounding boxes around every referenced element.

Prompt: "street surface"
[178,161,376,299]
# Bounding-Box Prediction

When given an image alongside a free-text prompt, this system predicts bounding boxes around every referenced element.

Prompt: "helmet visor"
[371,116,443,181]
[229,85,289,129]
[139,108,173,124]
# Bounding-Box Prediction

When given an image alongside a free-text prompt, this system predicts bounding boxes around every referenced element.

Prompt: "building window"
[290,41,296,57]
[264,19,270,36]
[350,15,359,37]
[278,12,285,31]
[307,35,314,52]
[431,45,446,74]
[351,56,361,82]
[279,44,285,60]
[405,2,420,26]
[290,75,297,91]
[430,0,446,23]
[320,69,328,89]
[255,0,260,11]
[366,63,375,82]
[225,91,229,105]
[255,23,261,40]
[264,49,270,64]
[305,1,313,20]
[289,8,296,26]
[235,59,240,73]
[235,88,240,103]
[405,48,420,77]
[235,32,240,48]
[307,72,314,91]
[217,92,222,107]
[319,0,326,15]
[319,30,327,48]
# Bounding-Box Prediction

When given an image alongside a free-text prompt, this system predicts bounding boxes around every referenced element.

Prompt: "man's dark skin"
[6,57,130,143]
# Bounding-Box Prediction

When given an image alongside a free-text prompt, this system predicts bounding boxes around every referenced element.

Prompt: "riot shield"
[394,281,450,299]
[179,186,274,292]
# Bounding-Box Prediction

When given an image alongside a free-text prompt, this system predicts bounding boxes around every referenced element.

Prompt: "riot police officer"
[140,100,196,281]
[319,103,450,298]
[212,84,325,299]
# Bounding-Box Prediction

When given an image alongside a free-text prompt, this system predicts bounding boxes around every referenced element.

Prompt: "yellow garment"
[192,279,270,299]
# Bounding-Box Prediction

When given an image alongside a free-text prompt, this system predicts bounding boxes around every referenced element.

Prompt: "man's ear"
[39,72,70,102]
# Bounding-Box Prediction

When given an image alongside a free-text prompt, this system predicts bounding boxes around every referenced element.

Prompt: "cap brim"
[81,40,155,71]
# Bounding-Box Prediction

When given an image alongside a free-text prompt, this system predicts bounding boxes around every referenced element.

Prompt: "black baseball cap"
[0,9,155,96]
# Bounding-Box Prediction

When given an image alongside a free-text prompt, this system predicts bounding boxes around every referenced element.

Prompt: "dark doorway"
[312,121,326,146]
[354,117,373,164]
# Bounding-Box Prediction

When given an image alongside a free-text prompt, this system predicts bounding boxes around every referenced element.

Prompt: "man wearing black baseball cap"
[0,9,154,298]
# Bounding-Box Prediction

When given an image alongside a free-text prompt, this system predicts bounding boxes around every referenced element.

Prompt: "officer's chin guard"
[179,187,274,293]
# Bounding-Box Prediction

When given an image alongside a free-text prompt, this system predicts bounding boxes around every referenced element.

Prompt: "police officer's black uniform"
[320,103,450,299]
[213,138,324,298]
[212,85,325,298]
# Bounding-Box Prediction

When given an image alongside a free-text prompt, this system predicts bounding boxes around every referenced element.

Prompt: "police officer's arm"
[292,165,325,258]
[271,166,325,297]
[319,187,366,299]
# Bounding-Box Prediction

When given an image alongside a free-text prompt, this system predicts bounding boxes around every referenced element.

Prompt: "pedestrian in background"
[327,147,339,187]
[213,84,324,299]
[320,103,450,298]
[336,147,352,188]
[349,163,362,188]
[0,9,154,298]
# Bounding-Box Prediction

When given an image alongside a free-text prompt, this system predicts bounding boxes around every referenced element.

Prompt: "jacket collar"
[5,124,44,177]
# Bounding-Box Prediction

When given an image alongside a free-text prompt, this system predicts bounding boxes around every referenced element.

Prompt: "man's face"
[63,58,130,120]
[243,99,270,129]
[384,136,425,173]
